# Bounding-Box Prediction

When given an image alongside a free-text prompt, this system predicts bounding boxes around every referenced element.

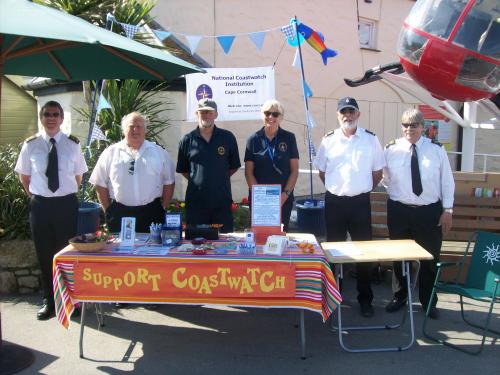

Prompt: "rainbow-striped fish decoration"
[297,22,337,65]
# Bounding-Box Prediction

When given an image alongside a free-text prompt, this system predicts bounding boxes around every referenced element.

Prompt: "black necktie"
[411,144,422,196]
[46,138,59,192]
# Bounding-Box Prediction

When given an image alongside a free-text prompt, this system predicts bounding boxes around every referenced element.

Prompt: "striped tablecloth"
[53,235,341,329]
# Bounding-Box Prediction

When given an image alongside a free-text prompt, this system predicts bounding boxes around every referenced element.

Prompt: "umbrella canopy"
[0,0,204,82]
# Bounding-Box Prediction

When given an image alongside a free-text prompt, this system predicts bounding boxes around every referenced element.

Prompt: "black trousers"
[325,191,373,305]
[106,197,165,233]
[186,204,234,233]
[30,194,78,302]
[387,199,443,309]
[249,191,294,232]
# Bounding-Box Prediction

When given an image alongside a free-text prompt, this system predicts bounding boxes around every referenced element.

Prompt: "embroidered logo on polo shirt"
[217,146,225,155]
[278,142,287,152]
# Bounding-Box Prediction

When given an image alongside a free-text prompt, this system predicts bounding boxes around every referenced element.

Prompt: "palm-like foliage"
[0,145,31,240]
[34,0,115,27]
[77,79,172,144]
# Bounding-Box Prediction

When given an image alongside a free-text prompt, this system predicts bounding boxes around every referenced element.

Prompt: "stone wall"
[0,240,41,294]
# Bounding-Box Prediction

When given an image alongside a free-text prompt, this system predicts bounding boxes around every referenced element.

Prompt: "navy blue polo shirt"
[177,125,241,208]
[244,127,299,188]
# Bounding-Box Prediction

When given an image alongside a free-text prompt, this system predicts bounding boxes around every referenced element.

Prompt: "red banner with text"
[74,261,296,299]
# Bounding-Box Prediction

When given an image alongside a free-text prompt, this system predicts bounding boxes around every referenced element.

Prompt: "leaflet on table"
[251,185,281,226]
[113,244,170,255]
[119,217,136,247]
[327,243,363,257]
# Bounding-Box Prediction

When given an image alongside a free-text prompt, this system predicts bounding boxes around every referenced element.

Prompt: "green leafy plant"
[231,199,251,231]
[0,144,31,240]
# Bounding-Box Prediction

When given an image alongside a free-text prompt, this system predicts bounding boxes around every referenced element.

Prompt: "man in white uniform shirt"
[15,101,88,320]
[314,97,385,317]
[383,108,454,319]
[90,112,175,233]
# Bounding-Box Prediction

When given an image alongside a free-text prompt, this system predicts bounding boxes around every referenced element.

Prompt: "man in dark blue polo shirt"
[176,99,241,233]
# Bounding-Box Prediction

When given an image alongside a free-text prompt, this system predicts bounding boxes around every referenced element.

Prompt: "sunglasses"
[264,111,281,118]
[401,123,420,129]
[128,159,135,175]
[339,108,356,115]
[43,112,61,118]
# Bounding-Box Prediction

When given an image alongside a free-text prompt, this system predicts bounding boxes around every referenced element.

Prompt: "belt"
[112,197,161,208]
[392,200,439,208]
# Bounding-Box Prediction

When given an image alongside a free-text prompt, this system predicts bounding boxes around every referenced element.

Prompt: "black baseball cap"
[337,97,359,111]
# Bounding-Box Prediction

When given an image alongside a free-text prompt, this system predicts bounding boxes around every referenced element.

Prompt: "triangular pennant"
[120,22,139,39]
[186,35,203,55]
[307,128,316,157]
[306,110,316,129]
[96,94,112,114]
[248,31,266,50]
[303,81,313,98]
[217,35,236,55]
[106,13,116,23]
[90,124,107,143]
[153,29,172,41]
[292,49,301,69]
[281,24,296,42]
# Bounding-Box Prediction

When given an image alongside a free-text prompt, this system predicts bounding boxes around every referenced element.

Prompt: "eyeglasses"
[263,111,281,118]
[339,108,356,115]
[43,112,61,118]
[401,123,420,129]
[128,159,135,175]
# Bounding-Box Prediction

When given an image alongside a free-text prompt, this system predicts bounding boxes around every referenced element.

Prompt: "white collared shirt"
[314,127,385,196]
[382,136,455,208]
[89,139,175,206]
[14,131,88,197]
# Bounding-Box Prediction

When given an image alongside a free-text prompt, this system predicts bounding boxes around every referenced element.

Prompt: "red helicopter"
[346,0,499,103]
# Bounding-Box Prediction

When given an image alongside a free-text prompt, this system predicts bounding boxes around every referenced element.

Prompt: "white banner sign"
[185,66,275,122]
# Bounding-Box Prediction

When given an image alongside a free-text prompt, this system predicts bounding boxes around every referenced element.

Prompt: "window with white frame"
[358,18,377,49]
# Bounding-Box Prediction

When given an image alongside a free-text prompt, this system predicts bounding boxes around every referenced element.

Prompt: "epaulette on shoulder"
[365,129,376,136]
[155,141,165,149]
[68,134,80,144]
[25,135,38,143]
[431,139,443,147]
[323,130,334,138]
[385,139,396,149]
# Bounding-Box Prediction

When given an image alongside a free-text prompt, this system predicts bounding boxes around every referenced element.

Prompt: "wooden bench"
[370,191,500,282]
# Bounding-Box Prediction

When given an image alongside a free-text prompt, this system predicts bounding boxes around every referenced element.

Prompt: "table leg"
[79,302,86,358]
[335,262,418,352]
[300,310,306,359]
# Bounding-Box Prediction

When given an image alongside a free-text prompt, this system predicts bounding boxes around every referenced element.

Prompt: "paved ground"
[1,268,498,375]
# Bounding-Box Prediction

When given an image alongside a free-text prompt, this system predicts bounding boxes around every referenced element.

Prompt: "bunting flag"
[153,30,172,41]
[306,110,316,129]
[292,49,301,69]
[303,81,313,98]
[186,35,203,55]
[217,35,236,55]
[90,124,107,143]
[280,24,296,42]
[307,128,316,157]
[120,22,140,39]
[96,94,112,114]
[106,13,116,23]
[249,31,266,50]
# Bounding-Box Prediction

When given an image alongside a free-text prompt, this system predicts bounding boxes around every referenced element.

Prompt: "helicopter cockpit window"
[406,0,467,39]
[453,0,500,59]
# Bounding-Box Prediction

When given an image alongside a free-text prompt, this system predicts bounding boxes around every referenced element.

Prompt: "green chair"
[423,231,500,354]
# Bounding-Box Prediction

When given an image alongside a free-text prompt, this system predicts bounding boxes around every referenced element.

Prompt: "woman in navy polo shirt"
[244,100,299,231]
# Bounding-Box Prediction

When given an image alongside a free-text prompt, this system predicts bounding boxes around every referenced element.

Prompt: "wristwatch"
[284,189,291,196]
[444,208,453,214]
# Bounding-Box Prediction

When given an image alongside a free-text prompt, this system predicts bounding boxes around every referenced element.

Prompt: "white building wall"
[152,0,422,200]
